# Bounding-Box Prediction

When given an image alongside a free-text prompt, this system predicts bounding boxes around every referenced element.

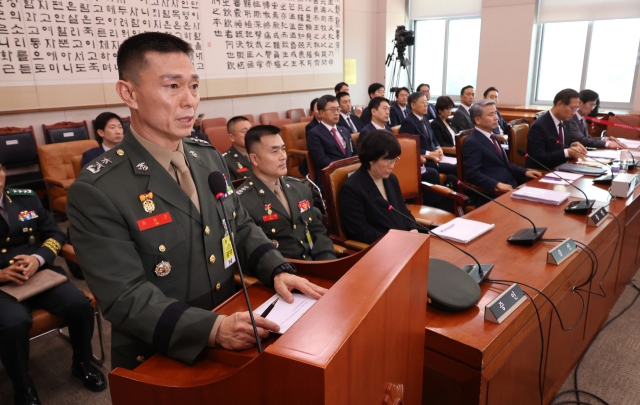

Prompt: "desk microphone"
[607,112,638,169]
[517,148,594,215]
[208,171,263,353]
[557,140,616,185]
[374,197,493,284]
[455,181,546,246]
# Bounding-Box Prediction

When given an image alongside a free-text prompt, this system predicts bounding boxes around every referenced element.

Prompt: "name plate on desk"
[485,283,527,324]
[587,207,608,227]
[547,238,577,265]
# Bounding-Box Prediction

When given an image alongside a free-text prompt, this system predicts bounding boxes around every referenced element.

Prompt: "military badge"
[18,210,38,222]
[224,174,234,195]
[265,204,272,215]
[298,200,311,213]
[28,235,36,245]
[155,261,171,277]
[237,161,248,172]
[139,192,156,214]
[136,162,149,171]
[86,158,112,174]
[189,151,198,158]
[272,240,279,248]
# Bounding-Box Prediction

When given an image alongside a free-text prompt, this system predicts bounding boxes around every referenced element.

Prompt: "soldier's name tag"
[237,168,248,172]
[137,213,172,231]
[263,214,279,222]
[222,235,236,268]
[305,229,314,249]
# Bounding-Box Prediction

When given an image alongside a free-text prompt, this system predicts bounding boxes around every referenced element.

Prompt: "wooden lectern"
[109,230,430,405]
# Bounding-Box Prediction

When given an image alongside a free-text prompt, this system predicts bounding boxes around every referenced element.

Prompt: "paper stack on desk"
[623,139,640,150]
[511,187,570,205]
[587,150,621,160]
[539,171,583,184]
[431,217,494,243]
[254,293,318,334]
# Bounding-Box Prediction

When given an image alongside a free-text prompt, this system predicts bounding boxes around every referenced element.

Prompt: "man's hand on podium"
[273,272,327,304]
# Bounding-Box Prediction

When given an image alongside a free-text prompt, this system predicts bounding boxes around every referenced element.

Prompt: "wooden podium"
[109,230,430,405]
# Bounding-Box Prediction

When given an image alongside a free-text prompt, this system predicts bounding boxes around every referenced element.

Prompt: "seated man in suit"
[483,87,509,136]
[306,95,357,191]
[337,92,363,133]
[334,82,349,94]
[389,87,410,127]
[339,130,418,245]
[463,100,541,206]
[81,112,124,167]
[358,97,392,146]
[359,83,385,126]
[306,98,322,133]
[431,96,458,148]
[237,125,336,261]
[526,88,588,170]
[452,85,475,131]
[566,89,627,150]
[0,161,106,405]
[416,83,437,120]
[223,116,253,180]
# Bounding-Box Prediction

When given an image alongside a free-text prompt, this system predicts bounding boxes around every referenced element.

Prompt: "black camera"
[394,25,415,48]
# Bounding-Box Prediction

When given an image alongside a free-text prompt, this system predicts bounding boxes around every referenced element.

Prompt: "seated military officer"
[67,32,327,371]
[0,161,105,405]
[223,116,253,180]
[237,126,337,261]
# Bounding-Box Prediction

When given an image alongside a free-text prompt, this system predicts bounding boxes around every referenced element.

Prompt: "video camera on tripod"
[387,25,415,99]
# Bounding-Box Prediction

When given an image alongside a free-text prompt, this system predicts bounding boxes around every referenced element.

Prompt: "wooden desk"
[423,162,640,404]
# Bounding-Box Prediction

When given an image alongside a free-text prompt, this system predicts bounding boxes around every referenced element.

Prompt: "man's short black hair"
[435,96,455,114]
[334,82,348,93]
[310,97,319,112]
[117,32,193,82]
[368,97,390,112]
[245,125,281,154]
[395,87,410,97]
[579,89,599,104]
[336,91,350,103]
[358,130,401,170]
[460,85,474,96]
[407,92,426,111]
[94,112,123,144]
[553,88,580,106]
[317,95,337,111]
[483,87,499,97]
[416,83,430,92]
[227,115,250,134]
[368,83,385,99]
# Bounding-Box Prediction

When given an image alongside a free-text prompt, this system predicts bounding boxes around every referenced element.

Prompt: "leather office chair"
[204,126,232,153]
[270,118,292,129]
[0,126,45,193]
[351,132,360,146]
[299,116,314,124]
[534,111,545,121]
[286,108,306,123]
[260,112,279,125]
[391,125,401,135]
[38,140,99,214]
[240,114,256,124]
[281,123,316,180]
[508,119,530,169]
[202,117,227,132]
[43,121,90,144]
[71,156,83,177]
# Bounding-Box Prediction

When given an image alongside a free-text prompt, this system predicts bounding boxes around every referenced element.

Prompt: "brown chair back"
[281,123,308,178]
[604,114,640,139]
[393,135,422,204]
[509,120,530,168]
[454,129,474,185]
[534,111,546,121]
[270,118,292,129]
[260,112,279,125]
[204,126,232,153]
[351,132,359,146]
[321,156,361,238]
[71,156,83,177]
[286,108,306,123]
[391,125,401,135]
[299,116,314,124]
[202,117,227,132]
[43,121,89,144]
[240,114,255,123]
[0,126,38,168]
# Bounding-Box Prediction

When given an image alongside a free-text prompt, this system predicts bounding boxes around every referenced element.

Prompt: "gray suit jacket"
[565,114,606,148]
[452,106,474,131]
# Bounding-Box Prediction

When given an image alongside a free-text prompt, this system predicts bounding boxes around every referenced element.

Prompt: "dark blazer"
[565,114,606,148]
[431,116,458,148]
[526,111,569,170]
[389,103,409,127]
[359,107,372,126]
[426,103,437,121]
[399,113,440,154]
[305,117,320,134]
[358,122,392,147]
[338,113,364,133]
[463,129,527,202]
[452,106,474,131]
[338,166,417,244]
[306,123,357,188]
[81,145,107,168]
[492,110,508,135]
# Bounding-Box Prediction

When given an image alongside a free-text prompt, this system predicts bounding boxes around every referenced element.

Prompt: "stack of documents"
[511,187,570,205]
[431,218,494,244]
[623,139,640,150]
[440,156,457,165]
[587,150,621,160]
[539,171,583,184]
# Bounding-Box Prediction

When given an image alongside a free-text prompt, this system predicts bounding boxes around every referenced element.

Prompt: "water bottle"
[620,150,631,173]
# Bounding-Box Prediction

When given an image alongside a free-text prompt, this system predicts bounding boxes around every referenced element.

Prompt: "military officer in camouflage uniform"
[66,32,326,371]
[0,162,105,405]
[223,116,253,180]
[237,126,336,261]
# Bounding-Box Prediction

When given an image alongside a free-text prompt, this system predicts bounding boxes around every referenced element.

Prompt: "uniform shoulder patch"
[5,188,35,196]
[236,183,252,196]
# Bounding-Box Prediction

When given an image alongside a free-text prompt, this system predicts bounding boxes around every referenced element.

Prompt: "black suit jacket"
[389,103,409,127]
[399,113,439,153]
[565,114,606,148]
[358,122,392,147]
[81,145,107,168]
[306,123,357,188]
[426,103,437,121]
[338,166,416,244]
[452,106,474,131]
[463,129,527,200]
[492,110,508,135]
[431,116,458,148]
[305,117,320,134]
[338,113,364,133]
[526,111,569,170]
[359,107,372,126]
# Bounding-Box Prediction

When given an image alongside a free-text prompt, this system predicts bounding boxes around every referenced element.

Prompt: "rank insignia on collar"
[298,200,311,212]
[155,261,171,276]
[139,192,155,214]
[189,151,198,158]
[234,154,238,158]
[87,157,112,174]
[136,162,148,171]
[259,189,264,194]
[265,204,272,215]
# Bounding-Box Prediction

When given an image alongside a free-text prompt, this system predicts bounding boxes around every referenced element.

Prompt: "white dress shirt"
[372,121,385,130]
[102,144,112,152]
[321,120,346,149]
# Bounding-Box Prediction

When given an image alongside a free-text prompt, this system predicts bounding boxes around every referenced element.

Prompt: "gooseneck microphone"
[517,149,594,215]
[606,112,638,169]
[374,197,493,284]
[208,171,263,353]
[455,181,547,246]
[559,140,616,185]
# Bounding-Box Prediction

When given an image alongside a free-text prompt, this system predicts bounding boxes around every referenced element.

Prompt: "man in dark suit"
[337,92,363,133]
[359,97,392,146]
[81,112,124,167]
[463,100,541,206]
[389,87,410,127]
[359,83,385,126]
[417,83,437,120]
[566,89,627,149]
[483,87,508,136]
[452,85,475,131]
[526,89,588,170]
[334,82,349,94]
[223,116,253,180]
[305,98,321,134]
[306,95,357,191]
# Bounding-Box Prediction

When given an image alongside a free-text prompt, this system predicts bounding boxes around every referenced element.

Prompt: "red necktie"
[558,122,564,146]
[491,135,502,154]
[331,128,346,155]
[580,118,585,133]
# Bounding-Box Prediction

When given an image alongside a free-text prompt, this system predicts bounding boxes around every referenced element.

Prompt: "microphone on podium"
[374,197,493,284]
[607,112,638,169]
[455,181,546,246]
[516,148,594,215]
[208,171,263,353]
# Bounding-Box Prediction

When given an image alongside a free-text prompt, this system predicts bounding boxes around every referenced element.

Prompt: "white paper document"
[540,171,583,184]
[511,187,570,205]
[431,217,494,244]
[254,293,318,334]
[622,139,640,150]
[587,150,621,160]
[439,156,457,165]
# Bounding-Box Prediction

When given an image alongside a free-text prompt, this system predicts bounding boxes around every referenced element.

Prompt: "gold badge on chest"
[155,261,171,276]
[139,192,155,214]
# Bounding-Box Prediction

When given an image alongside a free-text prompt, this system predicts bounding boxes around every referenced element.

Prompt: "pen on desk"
[438,223,455,232]
[260,297,279,318]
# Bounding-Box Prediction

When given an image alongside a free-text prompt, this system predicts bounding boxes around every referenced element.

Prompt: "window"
[413,18,481,99]
[533,18,640,107]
